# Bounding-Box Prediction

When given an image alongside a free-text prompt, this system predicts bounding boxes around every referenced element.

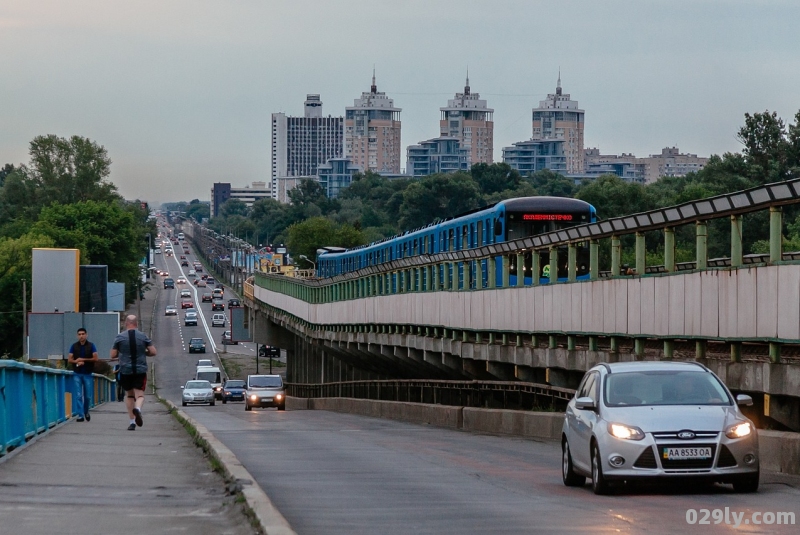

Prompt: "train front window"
[505,212,585,241]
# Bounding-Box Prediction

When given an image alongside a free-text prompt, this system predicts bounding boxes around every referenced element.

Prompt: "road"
[150,231,800,534]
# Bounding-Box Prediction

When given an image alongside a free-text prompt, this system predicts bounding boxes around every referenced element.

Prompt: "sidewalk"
[0,396,258,535]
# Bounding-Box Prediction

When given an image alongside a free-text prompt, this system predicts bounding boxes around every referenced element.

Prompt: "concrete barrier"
[462,408,563,440]
[758,430,800,474]
[286,396,309,410]
[307,398,463,429]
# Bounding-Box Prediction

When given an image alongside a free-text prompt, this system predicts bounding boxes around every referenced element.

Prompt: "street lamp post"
[298,254,316,274]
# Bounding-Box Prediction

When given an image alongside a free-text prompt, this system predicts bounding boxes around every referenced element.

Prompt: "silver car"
[181,380,216,406]
[561,361,759,494]
[245,374,286,411]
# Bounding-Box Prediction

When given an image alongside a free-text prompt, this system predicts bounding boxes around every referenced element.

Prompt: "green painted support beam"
[770,206,783,263]
[488,257,496,289]
[516,254,525,287]
[769,342,781,364]
[611,236,621,276]
[730,343,741,363]
[531,252,540,286]
[589,240,599,281]
[610,336,618,352]
[634,338,645,359]
[663,340,674,359]
[548,335,556,349]
[568,244,577,282]
[664,227,676,272]
[549,247,558,285]
[588,336,598,351]
[502,255,510,288]
[635,232,645,275]
[731,215,743,267]
[567,336,576,350]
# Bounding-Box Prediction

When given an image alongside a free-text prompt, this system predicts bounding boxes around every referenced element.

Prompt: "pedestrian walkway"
[0,394,257,535]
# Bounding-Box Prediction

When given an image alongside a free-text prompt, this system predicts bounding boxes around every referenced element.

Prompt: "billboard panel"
[28,311,120,360]
[107,282,126,312]
[231,306,251,342]
[32,248,79,312]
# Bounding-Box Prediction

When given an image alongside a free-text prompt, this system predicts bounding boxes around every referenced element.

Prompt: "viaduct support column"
[731,215,743,268]
[664,227,676,272]
[770,206,783,263]
[696,222,708,270]
[611,236,621,276]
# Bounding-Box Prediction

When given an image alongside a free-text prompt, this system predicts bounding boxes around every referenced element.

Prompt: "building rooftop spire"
[556,68,562,96]
[465,68,470,95]
[371,67,377,94]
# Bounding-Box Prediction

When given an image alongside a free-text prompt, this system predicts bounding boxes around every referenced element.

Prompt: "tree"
[525,169,578,197]
[0,233,56,357]
[220,198,249,218]
[286,217,365,262]
[0,164,15,187]
[470,162,521,196]
[575,174,654,220]
[185,200,209,222]
[737,111,790,183]
[250,198,291,246]
[398,172,482,230]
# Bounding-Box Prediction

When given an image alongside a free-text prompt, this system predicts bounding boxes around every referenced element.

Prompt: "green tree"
[398,172,482,230]
[0,163,15,187]
[286,217,365,262]
[525,169,578,197]
[185,200,209,222]
[250,197,291,246]
[470,162,521,196]
[576,174,654,220]
[0,232,56,357]
[220,198,249,218]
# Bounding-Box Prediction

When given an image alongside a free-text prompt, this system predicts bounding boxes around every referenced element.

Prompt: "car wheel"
[182,401,187,406]
[278,405,286,411]
[210,400,215,406]
[732,470,759,493]
[562,440,586,487]
[591,443,610,495]
[222,399,227,404]
[245,404,252,411]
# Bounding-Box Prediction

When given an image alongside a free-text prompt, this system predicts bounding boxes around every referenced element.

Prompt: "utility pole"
[22,279,27,361]
[256,343,259,374]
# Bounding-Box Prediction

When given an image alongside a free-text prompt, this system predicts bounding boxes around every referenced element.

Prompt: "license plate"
[261,397,273,402]
[663,447,712,460]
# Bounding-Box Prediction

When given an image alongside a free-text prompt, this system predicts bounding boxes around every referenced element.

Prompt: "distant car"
[212,300,224,311]
[188,269,196,276]
[215,282,225,289]
[154,248,161,254]
[196,359,213,367]
[180,255,186,260]
[195,266,203,272]
[201,293,213,302]
[177,277,187,285]
[184,311,198,326]
[160,271,169,277]
[163,278,175,289]
[188,337,206,353]
[228,298,241,308]
[221,330,237,345]
[196,280,207,287]
[561,361,759,495]
[181,260,189,266]
[164,305,178,316]
[206,277,216,284]
[211,313,226,327]
[181,380,215,407]
[181,299,194,309]
[180,289,191,298]
[212,288,224,300]
[222,379,246,404]
[245,375,285,411]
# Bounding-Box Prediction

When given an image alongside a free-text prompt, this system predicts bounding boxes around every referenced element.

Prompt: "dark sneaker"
[133,407,143,427]
[127,423,136,431]
[76,417,85,422]
[85,413,91,422]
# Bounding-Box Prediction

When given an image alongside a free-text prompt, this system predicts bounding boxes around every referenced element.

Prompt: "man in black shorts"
[110,315,157,430]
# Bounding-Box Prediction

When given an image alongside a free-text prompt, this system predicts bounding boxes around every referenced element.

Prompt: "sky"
[1,0,798,205]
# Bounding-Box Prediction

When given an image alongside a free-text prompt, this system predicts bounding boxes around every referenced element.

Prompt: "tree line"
[0,135,155,358]
[199,110,800,268]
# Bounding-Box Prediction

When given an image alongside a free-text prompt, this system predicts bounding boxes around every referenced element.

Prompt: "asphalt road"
[151,237,800,535]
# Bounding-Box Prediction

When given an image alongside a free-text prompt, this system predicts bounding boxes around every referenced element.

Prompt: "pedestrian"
[68,327,99,422]
[110,315,157,431]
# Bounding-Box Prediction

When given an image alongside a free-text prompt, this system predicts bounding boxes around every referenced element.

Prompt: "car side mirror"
[575,396,596,411]
[180,386,184,390]
[736,394,753,406]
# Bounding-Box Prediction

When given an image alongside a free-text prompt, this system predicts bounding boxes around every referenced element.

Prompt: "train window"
[448,229,455,251]
[494,218,503,236]
[462,226,468,250]
[477,221,483,247]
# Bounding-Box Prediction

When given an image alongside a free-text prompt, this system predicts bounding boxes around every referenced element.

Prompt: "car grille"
[659,443,716,469]
[652,431,719,440]
[633,447,658,469]
[717,445,737,468]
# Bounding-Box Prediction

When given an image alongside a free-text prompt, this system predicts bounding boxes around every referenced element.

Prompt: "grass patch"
[220,357,242,377]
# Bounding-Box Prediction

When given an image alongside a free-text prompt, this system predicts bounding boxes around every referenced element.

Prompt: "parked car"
[245,375,285,411]
[211,300,224,311]
[181,380,215,407]
[561,361,759,495]
[184,311,198,326]
[163,278,175,289]
[164,305,178,316]
[222,379,246,404]
[211,313,226,327]
[221,330,237,345]
[188,337,206,353]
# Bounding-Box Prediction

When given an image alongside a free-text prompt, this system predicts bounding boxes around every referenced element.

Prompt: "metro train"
[316,196,597,286]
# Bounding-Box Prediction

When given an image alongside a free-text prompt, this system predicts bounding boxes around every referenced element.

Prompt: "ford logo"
[677,430,696,440]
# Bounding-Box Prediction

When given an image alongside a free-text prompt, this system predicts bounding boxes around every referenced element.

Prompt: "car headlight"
[250,394,258,400]
[608,423,645,441]
[224,391,231,395]
[725,421,752,439]
[214,387,222,391]
[275,394,283,400]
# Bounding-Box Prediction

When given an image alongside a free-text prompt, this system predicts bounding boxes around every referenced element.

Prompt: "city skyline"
[1,1,798,203]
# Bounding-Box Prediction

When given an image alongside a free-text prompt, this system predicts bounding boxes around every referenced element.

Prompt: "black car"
[201,293,213,302]
[181,260,189,266]
[228,298,241,308]
[164,278,175,289]
[188,337,206,353]
[211,300,224,311]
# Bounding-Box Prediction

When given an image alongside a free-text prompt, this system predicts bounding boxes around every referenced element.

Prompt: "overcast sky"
[1,0,798,205]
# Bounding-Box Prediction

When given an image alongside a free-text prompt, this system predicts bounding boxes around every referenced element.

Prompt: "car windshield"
[197,371,220,383]
[190,339,203,344]
[604,371,731,407]
[225,381,245,388]
[249,376,283,388]
[186,381,211,389]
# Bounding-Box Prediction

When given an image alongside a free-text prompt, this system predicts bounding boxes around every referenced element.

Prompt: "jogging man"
[68,327,99,422]
[110,315,157,431]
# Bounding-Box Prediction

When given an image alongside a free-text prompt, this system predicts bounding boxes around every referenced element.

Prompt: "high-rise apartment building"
[211,182,272,218]
[271,94,344,199]
[345,73,402,174]
[502,140,567,175]
[532,74,584,174]
[407,137,470,177]
[439,74,493,165]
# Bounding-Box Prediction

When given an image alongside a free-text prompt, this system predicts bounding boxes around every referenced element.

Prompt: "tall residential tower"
[531,74,584,174]
[439,73,494,165]
[271,94,344,198]
[345,72,402,174]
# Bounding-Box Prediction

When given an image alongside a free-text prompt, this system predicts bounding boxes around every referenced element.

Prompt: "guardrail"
[286,379,575,411]
[1,360,116,457]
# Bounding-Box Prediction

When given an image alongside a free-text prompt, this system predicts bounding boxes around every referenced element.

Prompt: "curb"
[162,399,296,535]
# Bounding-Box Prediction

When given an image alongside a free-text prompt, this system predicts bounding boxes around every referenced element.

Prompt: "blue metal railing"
[0,360,116,457]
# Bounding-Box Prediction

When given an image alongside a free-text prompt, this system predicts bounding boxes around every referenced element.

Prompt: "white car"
[164,305,178,316]
[188,269,196,276]
[211,313,226,327]
[176,277,187,285]
[180,289,191,298]
[561,361,759,494]
[181,380,215,406]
